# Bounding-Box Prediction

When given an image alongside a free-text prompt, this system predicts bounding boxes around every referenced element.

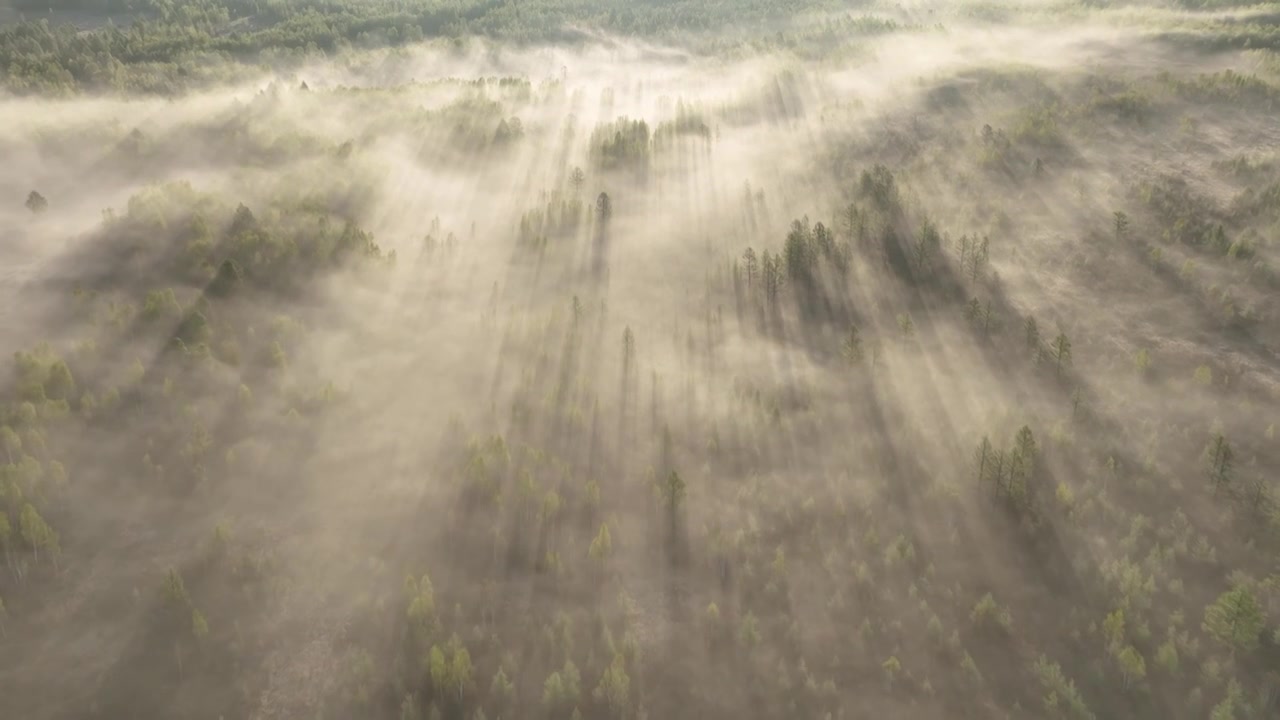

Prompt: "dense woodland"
[2,1,1280,719]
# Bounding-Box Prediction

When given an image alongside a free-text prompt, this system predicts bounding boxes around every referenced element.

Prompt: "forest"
[1,0,1280,718]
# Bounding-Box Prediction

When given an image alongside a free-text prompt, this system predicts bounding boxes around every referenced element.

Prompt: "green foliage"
[1134,348,1151,375]
[1202,586,1263,653]
[1103,608,1126,652]
[542,659,581,713]
[1209,680,1250,720]
[0,0,854,94]
[970,593,1012,633]
[1155,639,1179,675]
[1116,645,1145,688]
[593,653,630,717]
[406,574,439,644]
[19,502,58,565]
[1034,655,1095,720]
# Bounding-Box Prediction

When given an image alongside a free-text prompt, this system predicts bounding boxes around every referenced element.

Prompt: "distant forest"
[0,0,860,93]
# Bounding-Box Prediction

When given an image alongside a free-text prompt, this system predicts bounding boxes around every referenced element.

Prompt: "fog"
[1,2,1279,719]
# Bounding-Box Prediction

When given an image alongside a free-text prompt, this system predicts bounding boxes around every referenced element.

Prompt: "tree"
[1033,655,1095,720]
[1052,333,1072,376]
[25,190,48,214]
[1155,639,1179,675]
[966,236,989,283]
[1025,316,1040,354]
[542,660,581,713]
[489,666,514,716]
[596,192,612,221]
[912,218,941,275]
[19,503,58,568]
[1210,680,1249,720]
[593,653,630,717]
[163,568,189,608]
[882,655,902,691]
[783,219,815,293]
[897,313,914,337]
[1134,348,1151,376]
[663,470,686,518]
[1205,434,1232,497]
[966,297,982,325]
[429,646,448,695]
[1,426,20,463]
[842,325,864,364]
[1203,586,1262,654]
[570,166,586,194]
[1116,645,1145,689]
[975,436,993,487]
[1113,211,1129,242]
[989,450,1007,497]
[1103,608,1125,652]
[843,203,865,244]
[1014,426,1037,464]
[588,522,612,563]
[742,247,758,290]
[406,574,438,644]
[450,638,473,704]
[1009,426,1038,502]
[429,637,471,704]
[45,360,76,401]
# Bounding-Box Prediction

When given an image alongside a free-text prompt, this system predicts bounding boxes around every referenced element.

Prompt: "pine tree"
[1205,434,1232,497]
[1113,211,1129,242]
[1053,333,1072,376]
[742,247,758,291]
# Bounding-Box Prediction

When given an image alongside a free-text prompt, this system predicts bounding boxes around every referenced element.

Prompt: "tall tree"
[19,503,57,568]
[1025,316,1040,353]
[742,247,758,291]
[1206,434,1232,497]
[1053,333,1072,376]
[975,436,993,487]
